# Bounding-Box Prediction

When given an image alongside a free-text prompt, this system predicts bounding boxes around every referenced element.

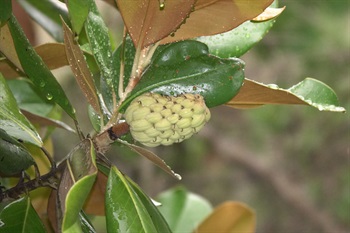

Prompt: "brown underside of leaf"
[84,171,108,216]
[0,43,68,79]
[123,141,181,180]
[62,19,102,115]
[160,0,274,45]
[22,109,75,133]
[195,201,256,233]
[226,79,305,108]
[0,22,23,72]
[116,0,196,48]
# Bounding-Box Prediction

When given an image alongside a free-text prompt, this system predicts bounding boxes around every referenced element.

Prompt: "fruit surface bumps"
[124,93,211,147]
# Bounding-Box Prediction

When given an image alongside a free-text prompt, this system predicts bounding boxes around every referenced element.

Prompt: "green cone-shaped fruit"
[124,93,211,147]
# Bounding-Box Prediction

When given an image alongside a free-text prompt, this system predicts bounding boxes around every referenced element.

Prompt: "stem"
[0,164,62,202]
[105,41,159,130]
[118,27,128,101]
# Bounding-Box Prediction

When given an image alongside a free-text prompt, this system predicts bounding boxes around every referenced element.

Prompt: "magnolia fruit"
[124,93,211,147]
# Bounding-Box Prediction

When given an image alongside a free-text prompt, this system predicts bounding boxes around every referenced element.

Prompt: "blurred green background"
[38,0,348,232]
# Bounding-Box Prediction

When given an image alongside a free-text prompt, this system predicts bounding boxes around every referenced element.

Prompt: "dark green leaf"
[7,15,76,120]
[105,166,158,233]
[120,40,245,111]
[0,197,46,233]
[196,1,279,58]
[79,211,97,233]
[0,128,34,176]
[58,139,98,232]
[157,186,212,233]
[126,177,172,233]
[0,0,11,26]
[85,3,116,91]
[0,73,42,146]
[17,0,69,42]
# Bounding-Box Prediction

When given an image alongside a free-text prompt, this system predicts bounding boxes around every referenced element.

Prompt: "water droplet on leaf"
[46,93,53,100]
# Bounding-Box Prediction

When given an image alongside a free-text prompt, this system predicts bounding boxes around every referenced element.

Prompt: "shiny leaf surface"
[160,0,274,45]
[85,3,116,90]
[0,197,46,233]
[227,78,346,112]
[120,40,245,111]
[0,128,34,176]
[58,139,98,232]
[126,177,172,233]
[157,186,212,233]
[105,166,158,233]
[6,15,76,120]
[197,1,280,58]
[116,0,196,48]
[196,202,256,233]
[0,74,42,146]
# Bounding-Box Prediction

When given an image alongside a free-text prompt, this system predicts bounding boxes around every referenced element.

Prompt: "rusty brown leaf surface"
[0,43,68,79]
[226,79,305,109]
[0,22,23,72]
[160,0,274,44]
[116,0,196,48]
[84,171,108,216]
[196,201,256,233]
[62,19,102,115]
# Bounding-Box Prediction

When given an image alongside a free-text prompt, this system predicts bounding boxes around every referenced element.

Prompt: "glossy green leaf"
[0,73,42,146]
[85,3,116,91]
[66,0,90,35]
[126,177,172,233]
[79,211,97,233]
[0,197,46,233]
[17,0,69,42]
[196,1,279,58]
[0,0,11,26]
[0,128,34,176]
[227,78,346,112]
[58,139,97,232]
[6,15,76,120]
[7,78,54,117]
[120,40,245,111]
[157,186,212,233]
[105,166,158,233]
